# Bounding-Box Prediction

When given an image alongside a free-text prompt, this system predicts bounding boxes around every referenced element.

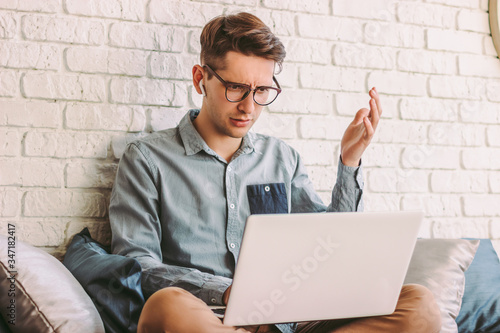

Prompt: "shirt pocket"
[247,183,288,215]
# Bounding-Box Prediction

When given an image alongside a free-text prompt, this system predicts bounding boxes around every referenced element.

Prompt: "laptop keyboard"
[211,307,226,318]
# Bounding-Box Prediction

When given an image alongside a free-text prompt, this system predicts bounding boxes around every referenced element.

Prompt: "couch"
[1,229,500,333]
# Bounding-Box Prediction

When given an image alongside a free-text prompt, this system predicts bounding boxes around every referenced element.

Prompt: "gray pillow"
[0,235,105,333]
[404,239,479,333]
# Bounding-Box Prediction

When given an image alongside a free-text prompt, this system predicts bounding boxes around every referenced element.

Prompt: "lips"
[230,118,252,127]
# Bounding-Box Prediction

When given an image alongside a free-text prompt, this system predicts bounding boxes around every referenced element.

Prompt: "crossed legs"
[138,284,441,333]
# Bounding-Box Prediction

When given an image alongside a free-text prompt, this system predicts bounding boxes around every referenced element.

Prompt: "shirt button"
[227,166,232,172]
[230,204,235,209]
[230,243,236,249]
[211,298,217,304]
[264,186,270,192]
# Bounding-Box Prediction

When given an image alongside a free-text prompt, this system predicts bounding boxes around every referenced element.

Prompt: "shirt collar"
[179,109,256,158]
[240,131,256,154]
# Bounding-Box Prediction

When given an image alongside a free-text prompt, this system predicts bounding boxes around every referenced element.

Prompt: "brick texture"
[0,101,61,128]
[22,15,105,45]
[65,0,145,21]
[0,0,499,249]
[22,73,106,102]
[0,41,59,70]
[397,2,456,28]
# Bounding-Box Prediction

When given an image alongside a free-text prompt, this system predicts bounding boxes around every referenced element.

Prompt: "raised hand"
[340,87,382,167]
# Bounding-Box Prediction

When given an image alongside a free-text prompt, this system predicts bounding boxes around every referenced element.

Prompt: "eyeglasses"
[203,64,282,106]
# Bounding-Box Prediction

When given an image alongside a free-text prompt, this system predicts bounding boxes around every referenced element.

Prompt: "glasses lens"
[254,87,279,105]
[226,84,250,102]
[225,84,280,106]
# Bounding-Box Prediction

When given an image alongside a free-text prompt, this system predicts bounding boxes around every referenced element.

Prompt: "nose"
[237,92,256,114]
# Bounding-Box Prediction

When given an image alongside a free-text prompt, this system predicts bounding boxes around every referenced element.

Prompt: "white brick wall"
[1,0,499,255]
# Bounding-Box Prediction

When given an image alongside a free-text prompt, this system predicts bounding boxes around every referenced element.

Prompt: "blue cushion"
[63,228,145,333]
[456,239,500,332]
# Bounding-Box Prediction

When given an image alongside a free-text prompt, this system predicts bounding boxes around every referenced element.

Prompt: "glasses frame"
[203,64,282,106]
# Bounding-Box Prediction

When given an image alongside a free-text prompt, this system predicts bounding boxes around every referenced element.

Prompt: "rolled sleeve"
[138,253,233,304]
[200,276,232,305]
[328,156,364,212]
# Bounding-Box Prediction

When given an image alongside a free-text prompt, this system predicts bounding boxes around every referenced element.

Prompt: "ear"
[192,65,205,96]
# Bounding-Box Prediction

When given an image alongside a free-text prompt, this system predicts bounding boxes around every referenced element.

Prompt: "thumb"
[352,108,370,124]
[223,285,232,305]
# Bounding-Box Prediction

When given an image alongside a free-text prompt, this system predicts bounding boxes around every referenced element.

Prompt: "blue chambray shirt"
[110,109,364,333]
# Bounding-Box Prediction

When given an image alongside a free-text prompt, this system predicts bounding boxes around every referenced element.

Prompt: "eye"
[226,84,247,92]
[256,87,270,94]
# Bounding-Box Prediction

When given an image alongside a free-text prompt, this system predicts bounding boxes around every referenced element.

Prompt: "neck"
[206,135,242,162]
[192,114,242,163]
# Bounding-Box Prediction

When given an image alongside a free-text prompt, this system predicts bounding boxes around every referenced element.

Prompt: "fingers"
[368,87,381,131]
[353,107,370,124]
[369,87,382,117]
[349,87,382,142]
[223,285,232,305]
[369,97,380,130]
[363,116,374,139]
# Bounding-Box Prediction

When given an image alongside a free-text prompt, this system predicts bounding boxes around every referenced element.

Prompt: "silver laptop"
[214,211,423,326]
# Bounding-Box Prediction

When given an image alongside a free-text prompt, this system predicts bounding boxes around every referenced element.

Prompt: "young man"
[110,12,441,333]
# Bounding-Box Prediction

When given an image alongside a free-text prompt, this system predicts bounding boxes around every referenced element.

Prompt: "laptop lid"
[223,211,423,326]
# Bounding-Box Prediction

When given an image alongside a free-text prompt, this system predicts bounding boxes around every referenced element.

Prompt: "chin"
[225,124,253,138]
[230,132,248,139]
[228,128,250,139]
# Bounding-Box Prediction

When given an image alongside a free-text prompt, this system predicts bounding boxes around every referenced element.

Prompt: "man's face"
[199,51,276,140]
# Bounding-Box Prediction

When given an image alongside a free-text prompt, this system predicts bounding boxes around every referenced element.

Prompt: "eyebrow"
[226,81,274,87]
[205,65,275,87]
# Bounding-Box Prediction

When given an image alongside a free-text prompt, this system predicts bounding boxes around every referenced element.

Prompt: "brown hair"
[200,12,286,74]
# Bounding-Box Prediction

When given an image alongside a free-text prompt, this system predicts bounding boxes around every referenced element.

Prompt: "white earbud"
[199,80,206,97]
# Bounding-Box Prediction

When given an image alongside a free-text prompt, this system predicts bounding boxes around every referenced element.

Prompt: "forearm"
[138,256,232,305]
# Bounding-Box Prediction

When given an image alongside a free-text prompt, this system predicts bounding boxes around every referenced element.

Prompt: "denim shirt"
[110,109,364,333]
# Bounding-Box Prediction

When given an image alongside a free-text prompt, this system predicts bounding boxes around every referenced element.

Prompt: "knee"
[402,283,434,301]
[138,287,228,333]
[148,286,189,304]
[399,284,442,333]
[141,287,191,316]
[138,287,190,333]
